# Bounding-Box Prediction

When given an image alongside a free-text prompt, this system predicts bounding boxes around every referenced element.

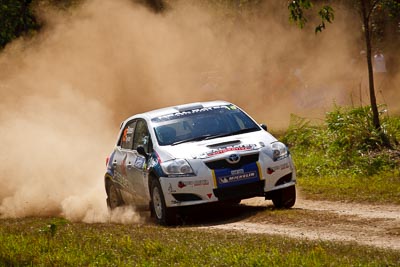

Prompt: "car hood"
[155,130,278,161]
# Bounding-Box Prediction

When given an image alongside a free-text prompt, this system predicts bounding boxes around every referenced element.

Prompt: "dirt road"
[189,197,400,251]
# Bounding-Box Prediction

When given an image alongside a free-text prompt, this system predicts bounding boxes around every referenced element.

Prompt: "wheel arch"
[104,174,113,195]
[147,170,160,195]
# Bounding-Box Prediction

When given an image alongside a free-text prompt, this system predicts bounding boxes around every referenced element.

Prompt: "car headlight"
[160,159,194,176]
[271,142,288,161]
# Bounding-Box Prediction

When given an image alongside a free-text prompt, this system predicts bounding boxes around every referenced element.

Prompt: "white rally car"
[104,101,296,225]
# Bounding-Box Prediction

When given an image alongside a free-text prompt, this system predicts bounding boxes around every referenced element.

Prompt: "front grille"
[205,153,259,170]
[213,180,265,201]
[172,193,202,202]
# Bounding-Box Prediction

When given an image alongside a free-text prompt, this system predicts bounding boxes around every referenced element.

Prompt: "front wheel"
[271,185,296,209]
[150,179,176,225]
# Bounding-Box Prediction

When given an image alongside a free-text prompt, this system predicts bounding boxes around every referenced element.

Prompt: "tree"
[144,0,165,12]
[0,0,39,49]
[288,0,398,147]
[0,0,167,50]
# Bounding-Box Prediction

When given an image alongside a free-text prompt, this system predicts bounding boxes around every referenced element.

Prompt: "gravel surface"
[199,197,400,250]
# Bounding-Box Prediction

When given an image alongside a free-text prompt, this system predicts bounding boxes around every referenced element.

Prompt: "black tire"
[271,185,296,209]
[150,179,176,225]
[106,181,124,209]
[223,198,241,206]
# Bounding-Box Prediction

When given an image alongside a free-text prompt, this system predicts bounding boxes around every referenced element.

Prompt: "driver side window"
[120,121,136,149]
[133,120,152,153]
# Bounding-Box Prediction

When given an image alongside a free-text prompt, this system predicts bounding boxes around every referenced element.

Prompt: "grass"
[281,105,400,204]
[0,217,399,266]
[298,172,400,204]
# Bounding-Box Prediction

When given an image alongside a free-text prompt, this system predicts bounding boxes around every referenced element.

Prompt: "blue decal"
[134,156,145,169]
[106,151,116,176]
[149,151,165,177]
[214,162,260,188]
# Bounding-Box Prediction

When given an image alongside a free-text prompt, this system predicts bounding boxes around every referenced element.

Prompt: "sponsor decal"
[134,156,145,169]
[199,144,258,159]
[168,183,176,193]
[231,169,244,175]
[122,126,134,143]
[267,163,290,174]
[218,171,257,184]
[107,151,116,175]
[153,105,231,122]
[214,162,260,188]
[120,154,128,175]
[177,179,209,188]
[228,105,237,110]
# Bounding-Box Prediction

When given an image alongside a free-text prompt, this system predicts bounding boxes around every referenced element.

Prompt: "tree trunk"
[360,0,391,147]
[360,0,381,131]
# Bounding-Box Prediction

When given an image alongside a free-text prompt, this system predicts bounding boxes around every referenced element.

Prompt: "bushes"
[0,0,40,49]
[283,105,400,178]
[0,0,171,49]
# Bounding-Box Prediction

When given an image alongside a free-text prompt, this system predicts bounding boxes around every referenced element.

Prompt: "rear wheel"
[271,185,296,209]
[106,181,124,209]
[150,179,176,225]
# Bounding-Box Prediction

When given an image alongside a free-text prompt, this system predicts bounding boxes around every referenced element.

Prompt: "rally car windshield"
[152,105,261,146]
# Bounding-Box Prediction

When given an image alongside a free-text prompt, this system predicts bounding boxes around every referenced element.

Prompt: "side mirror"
[137,146,149,161]
[260,124,268,131]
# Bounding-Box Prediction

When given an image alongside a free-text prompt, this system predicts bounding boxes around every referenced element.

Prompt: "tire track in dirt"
[201,197,400,251]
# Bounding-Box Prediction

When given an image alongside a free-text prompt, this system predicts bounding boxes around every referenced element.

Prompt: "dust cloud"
[0,0,398,223]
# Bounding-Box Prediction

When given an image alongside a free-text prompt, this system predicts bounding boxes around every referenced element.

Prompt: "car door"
[111,120,137,203]
[125,119,152,205]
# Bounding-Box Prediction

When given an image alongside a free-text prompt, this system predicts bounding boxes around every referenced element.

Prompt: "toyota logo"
[226,153,240,164]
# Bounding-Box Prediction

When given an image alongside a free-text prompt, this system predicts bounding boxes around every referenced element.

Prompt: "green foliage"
[326,105,384,151]
[288,0,334,33]
[39,0,82,9]
[0,218,399,266]
[384,115,400,144]
[381,0,400,19]
[0,0,40,49]
[282,106,400,204]
[283,105,400,178]
[315,5,334,33]
[288,0,313,29]
[0,0,159,48]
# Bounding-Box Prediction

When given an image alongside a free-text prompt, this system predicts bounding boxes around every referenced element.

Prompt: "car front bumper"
[159,155,296,208]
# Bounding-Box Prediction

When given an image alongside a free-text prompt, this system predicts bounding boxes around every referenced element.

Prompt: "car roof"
[124,100,233,122]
